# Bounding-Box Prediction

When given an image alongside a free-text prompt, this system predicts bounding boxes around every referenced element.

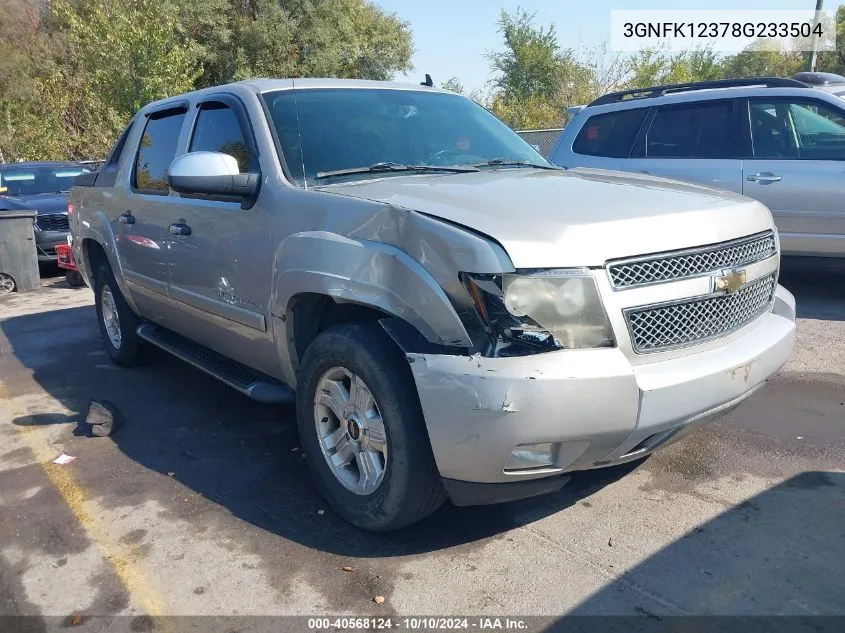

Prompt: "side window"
[133,108,187,194]
[645,100,743,159]
[750,98,845,160]
[95,119,134,188]
[189,102,258,173]
[572,108,647,158]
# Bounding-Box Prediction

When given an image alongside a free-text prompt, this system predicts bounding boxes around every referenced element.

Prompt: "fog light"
[505,442,557,471]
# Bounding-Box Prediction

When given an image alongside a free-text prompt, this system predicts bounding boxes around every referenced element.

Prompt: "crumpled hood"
[0,192,68,215]
[319,167,776,268]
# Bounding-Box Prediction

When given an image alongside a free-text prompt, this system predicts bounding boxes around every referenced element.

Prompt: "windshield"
[0,165,89,196]
[263,88,550,186]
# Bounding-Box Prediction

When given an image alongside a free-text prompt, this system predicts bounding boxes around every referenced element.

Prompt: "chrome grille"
[625,273,776,353]
[608,232,776,289]
[37,213,70,232]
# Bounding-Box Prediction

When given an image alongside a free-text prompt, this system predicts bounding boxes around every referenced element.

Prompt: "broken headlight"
[462,269,615,356]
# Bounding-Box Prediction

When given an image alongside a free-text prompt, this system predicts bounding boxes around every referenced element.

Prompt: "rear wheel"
[296,323,446,531]
[94,262,143,366]
[65,270,85,287]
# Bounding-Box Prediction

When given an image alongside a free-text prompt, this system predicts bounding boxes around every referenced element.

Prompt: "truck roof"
[245,77,452,93]
[139,77,453,114]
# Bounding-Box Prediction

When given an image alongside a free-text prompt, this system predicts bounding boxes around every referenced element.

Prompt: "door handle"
[119,212,135,225]
[746,174,782,184]
[169,223,192,236]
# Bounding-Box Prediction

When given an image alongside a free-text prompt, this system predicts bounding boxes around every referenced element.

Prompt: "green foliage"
[58,0,200,114]
[486,9,593,129]
[627,47,722,88]
[440,77,465,95]
[721,44,804,79]
[0,0,413,162]
[488,93,564,130]
[488,8,562,102]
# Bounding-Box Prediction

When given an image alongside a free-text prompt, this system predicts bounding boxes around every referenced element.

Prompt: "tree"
[488,8,562,102]
[578,42,629,101]
[58,0,200,115]
[181,0,413,87]
[441,77,466,94]
[627,46,721,88]
[720,42,804,79]
[0,0,415,162]
[293,0,413,80]
[486,8,592,129]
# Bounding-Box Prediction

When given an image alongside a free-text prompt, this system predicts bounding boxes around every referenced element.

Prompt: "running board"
[136,323,294,404]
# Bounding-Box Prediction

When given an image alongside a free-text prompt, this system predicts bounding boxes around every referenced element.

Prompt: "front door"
[118,107,188,318]
[744,97,845,257]
[164,96,278,376]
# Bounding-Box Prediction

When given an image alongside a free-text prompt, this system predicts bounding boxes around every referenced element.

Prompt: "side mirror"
[168,151,259,201]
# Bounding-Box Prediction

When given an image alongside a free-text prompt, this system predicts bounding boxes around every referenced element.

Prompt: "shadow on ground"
[2,268,844,616]
[2,303,640,558]
[779,257,845,322]
[555,470,845,618]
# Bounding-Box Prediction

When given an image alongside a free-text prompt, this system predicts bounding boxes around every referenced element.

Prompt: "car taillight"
[67,203,76,216]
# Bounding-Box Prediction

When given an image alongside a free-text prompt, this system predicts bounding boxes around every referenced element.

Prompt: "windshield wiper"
[471,158,562,170]
[315,162,479,180]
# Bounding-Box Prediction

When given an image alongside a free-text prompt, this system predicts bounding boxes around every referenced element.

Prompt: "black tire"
[65,270,85,287]
[296,323,446,531]
[94,262,143,367]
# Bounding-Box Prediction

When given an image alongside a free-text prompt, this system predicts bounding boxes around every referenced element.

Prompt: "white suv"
[550,77,845,258]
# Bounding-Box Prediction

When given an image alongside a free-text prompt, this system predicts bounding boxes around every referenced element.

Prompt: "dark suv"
[0,161,91,262]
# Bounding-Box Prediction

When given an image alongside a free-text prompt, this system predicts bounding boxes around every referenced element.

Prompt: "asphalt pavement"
[1,261,843,629]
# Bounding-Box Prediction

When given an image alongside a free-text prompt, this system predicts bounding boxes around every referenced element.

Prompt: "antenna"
[421,74,434,87]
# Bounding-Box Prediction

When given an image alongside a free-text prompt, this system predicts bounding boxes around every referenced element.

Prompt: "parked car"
[0,161,90,263]
[793,71,845,97]
[549,77,845,258]
[70,78,796,531]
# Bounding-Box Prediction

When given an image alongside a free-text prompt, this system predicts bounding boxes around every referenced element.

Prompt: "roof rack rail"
[588,77,808,107]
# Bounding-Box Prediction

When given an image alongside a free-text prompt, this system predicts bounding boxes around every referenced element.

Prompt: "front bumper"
[408,285,796,505]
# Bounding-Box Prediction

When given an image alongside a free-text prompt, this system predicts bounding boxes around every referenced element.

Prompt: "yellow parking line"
[0,382,169,621]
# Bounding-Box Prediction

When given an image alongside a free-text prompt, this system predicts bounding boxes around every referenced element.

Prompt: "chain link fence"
[515,128,564,159]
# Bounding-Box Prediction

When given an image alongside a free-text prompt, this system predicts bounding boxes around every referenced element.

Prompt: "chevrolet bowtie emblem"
[714,268,747,294]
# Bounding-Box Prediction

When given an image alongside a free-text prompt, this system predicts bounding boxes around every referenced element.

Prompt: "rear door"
[623,99,747,194]
[743,96,845,257]
[117,106,188,317]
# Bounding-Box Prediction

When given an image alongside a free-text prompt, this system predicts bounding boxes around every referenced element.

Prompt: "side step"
[136,323,294,404]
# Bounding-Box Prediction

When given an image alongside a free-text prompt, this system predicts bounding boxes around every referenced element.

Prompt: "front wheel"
[94,262,143,366]
[296,323,446,531]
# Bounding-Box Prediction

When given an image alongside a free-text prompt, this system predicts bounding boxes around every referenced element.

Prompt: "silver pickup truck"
[70,78,796,531]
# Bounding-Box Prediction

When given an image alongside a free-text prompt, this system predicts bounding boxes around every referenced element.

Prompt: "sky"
[374,0,845,94]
